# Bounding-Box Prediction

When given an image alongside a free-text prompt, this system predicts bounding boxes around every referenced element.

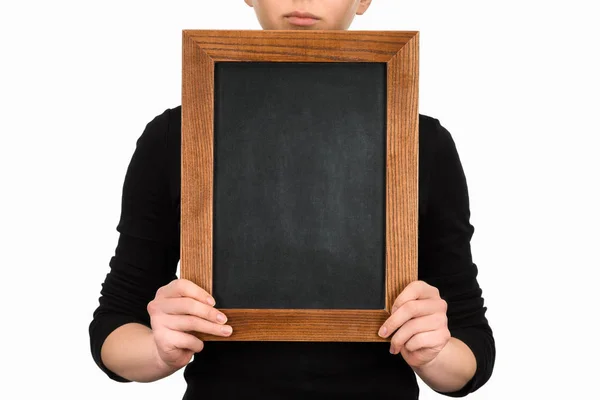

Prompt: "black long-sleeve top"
[89,106,495,399]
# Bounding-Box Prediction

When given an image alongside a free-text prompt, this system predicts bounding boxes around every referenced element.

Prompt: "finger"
[379,299,442,338]
[391,281,440,314]
[157,279,215,306]
[154,297,228,324]
[404,330,450,353]
[165,330,205,353]
[163,314,233,337]
[388,314,446,353]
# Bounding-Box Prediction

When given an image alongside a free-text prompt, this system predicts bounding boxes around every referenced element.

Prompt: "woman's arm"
[101,322,179,383]
[412,337,476,392]
[382,116,496,396]
[89,109,180,382]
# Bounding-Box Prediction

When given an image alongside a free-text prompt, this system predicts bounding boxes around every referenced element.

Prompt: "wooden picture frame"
[181,30,419,342]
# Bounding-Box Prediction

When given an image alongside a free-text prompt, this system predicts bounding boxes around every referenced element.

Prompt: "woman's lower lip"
[286,16,319,26]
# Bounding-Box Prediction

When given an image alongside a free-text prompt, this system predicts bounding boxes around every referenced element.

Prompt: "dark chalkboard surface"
[213,62,387,309]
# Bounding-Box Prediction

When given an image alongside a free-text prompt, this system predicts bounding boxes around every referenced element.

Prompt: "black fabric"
[213,62,386,309]
[89,106,495,398]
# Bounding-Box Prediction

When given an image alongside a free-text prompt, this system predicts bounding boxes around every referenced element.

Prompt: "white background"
[1,0,598,399]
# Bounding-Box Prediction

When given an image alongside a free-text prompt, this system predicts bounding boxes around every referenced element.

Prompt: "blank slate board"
[181,30,419,342]
[213,61,386,310]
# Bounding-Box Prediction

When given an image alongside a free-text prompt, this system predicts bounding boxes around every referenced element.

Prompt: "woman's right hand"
[146,278,232,370]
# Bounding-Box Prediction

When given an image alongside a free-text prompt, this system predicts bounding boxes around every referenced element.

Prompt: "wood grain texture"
[184,30,417,62]
[193,309,390,342]
[386,36,420,312]
[181,30,419,342]
[181,32,215,292]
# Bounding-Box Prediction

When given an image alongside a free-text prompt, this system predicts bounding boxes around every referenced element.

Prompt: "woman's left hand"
[378,280,451,368]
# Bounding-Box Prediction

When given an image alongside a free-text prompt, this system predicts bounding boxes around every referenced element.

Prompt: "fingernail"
[378,326,387,337]
[207,296,216,306]
[222,325,233,335]
[389,346,396,354]
[217,313,227,323]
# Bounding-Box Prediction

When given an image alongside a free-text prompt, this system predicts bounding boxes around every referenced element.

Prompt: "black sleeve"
[418,119,496,396]
[88,109,180,382]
